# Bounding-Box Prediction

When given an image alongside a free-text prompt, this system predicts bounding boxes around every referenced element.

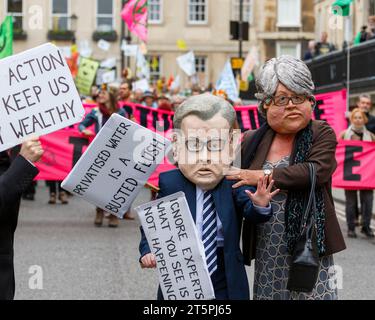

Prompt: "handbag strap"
[300,163,317,231]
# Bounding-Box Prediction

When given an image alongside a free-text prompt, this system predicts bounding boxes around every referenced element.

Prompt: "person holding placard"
[139,94,279,300]
[0,138,43,300]
[78,88,133,227]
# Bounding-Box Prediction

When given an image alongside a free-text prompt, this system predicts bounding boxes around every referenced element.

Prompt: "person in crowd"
[157,94,173,111]
[170,95,187,111]
[191,85,203,96]
[139,93,279,300]
[118,80,133,103]
[0,138,43,300]
[227,55,346,300]
[357,94,375,133]
[133,89,144,104]
[142,91,158,108]
[78,88,133,226]
[340,108,375,239]
[303,40,316,60]
[315,32,336,56]
[46,181,68,205]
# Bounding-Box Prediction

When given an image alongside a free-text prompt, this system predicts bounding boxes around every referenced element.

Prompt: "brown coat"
[241,120,346,265]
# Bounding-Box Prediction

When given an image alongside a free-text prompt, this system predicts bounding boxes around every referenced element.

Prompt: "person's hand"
[140,253,157,269]
[245,176,280,207]
[226,167,263,188]
[19,138,44,163]
[81,129,94,137]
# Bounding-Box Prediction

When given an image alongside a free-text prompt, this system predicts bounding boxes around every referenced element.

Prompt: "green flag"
[332,0,353,17]
[0,16,13,59]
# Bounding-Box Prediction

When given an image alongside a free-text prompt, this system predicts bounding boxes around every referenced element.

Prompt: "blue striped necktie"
[202,191,218,275]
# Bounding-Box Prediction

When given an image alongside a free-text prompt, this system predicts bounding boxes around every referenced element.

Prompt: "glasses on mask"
[265,95,309,107]
[185,138,226,152]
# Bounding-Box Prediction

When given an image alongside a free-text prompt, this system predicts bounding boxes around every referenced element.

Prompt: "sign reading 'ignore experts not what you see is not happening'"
[0,43,85,152]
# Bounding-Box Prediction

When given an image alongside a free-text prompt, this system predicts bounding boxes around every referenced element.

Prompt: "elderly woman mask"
[173,94,238,191]
[256,56,316,134]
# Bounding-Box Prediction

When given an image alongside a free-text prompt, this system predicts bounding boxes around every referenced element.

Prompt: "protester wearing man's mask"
[139,94,279,300]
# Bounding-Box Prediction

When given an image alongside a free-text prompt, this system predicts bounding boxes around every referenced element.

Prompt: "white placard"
[101,70,116,84]
[135,192,215,300]
[121,41,139,57]
[0,43,85,152]
[100,57,117,69]
[97,39,111,52]
[177,51,196,77]
[133,79,150,92]
[62,114,171,218]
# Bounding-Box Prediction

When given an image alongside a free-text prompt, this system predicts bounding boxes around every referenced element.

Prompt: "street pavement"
[13,184,375,300]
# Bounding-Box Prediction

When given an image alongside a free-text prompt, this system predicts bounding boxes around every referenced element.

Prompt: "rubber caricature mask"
[173,94,238,191]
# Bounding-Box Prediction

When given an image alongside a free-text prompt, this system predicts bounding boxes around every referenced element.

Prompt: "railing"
[306,39,375,95]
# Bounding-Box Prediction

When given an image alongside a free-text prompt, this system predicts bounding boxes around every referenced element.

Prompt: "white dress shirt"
[195,187,271,248]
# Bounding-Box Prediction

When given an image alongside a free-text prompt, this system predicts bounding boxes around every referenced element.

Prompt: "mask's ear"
[171,131,180,163]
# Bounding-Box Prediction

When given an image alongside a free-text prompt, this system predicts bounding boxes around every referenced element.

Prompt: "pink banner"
[35,90,351,188]
[333,140,375,190]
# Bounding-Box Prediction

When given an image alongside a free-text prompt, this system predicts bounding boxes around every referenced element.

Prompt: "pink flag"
[121,0,148,42]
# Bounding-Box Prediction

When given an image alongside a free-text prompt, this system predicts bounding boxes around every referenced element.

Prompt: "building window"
[6,0,23,30]
[195,56,208,86]
[277,0,301,27]
[146,55,162,82]
[149,0,163,24]
[231,0,253,24]
[188,0,207,24]
[51,0,70,31]
[370,0,375,15]
[97,0,114,31]
[276,41,301,59]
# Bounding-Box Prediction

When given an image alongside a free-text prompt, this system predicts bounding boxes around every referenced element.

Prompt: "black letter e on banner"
[343,145,362,181]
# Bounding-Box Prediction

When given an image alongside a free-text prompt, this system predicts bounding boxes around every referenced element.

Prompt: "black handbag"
[287,163,320,293]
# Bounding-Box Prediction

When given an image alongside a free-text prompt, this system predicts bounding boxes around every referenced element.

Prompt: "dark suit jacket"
[0,152,39,300]
[241,120,346,265]
[139,169,272,300]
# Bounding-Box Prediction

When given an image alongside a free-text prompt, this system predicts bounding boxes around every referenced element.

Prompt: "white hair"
[173,93,236,129]
[255,55,315,117]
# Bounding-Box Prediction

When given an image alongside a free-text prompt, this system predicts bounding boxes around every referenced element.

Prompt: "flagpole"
[121,0,126,73]
[345,15,351,112]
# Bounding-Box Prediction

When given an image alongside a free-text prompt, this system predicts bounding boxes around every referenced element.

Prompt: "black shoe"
[348,230,357,238]
[361,227,375,238]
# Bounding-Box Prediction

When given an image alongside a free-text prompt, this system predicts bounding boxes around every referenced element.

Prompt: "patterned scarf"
[241,122,326,256]
[285,122,326,256]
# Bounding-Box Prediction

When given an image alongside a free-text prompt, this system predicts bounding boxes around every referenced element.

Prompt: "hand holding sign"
[0,43,85,152]
[20,137,44,163]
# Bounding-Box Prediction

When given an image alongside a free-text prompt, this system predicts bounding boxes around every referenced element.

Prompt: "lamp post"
[121,0,132,73]
[239,0,244,59]
[70,14,78,44]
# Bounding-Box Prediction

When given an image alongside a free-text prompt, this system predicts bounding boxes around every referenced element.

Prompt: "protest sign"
[97,39,111,51]
[75,57,100,96]
[216,60,239,102]
[62,114,171,218]
[101,70,116,84]
[133,79,150,92]
[177,51,196,77]
[333,140,375,190]
[135,192,215,300]
[0,43,85,152]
